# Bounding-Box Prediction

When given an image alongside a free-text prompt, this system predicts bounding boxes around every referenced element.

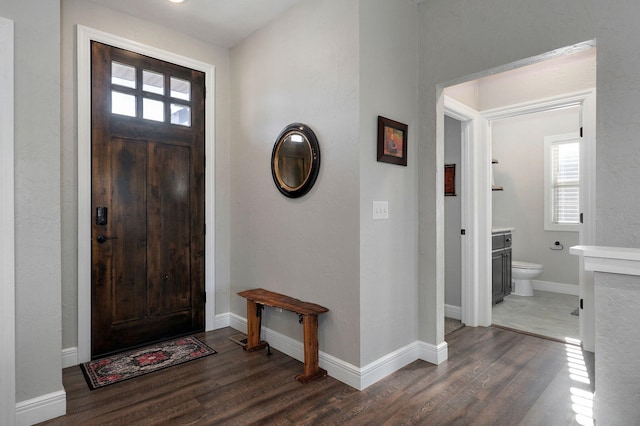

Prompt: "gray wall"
[418,0,640,345]
[359,0,419,366]
[0,0,63,403]
[492,107,580,285]
[444,116,462,309]
[230,0,419,367]
[229,0,362,365]
[60,0,233,350]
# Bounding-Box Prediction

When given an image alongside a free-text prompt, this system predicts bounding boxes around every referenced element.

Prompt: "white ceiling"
[88,0,305,48]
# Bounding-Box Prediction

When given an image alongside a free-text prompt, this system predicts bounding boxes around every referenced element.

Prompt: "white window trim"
[544,132,581,232]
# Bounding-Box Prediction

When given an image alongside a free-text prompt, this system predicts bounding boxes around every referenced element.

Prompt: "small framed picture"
[445,164,456,196]
[377,116,408,166]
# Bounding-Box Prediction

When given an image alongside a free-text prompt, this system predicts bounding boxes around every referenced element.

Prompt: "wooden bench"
[237,288,329,383]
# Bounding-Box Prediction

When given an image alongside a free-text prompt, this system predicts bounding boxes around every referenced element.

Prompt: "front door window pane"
[112,62,136,89]
[171,104,191,126]
[143,98,164,122]
[143,70,164,95]
[112,91,136,117]
[170,77,190,101]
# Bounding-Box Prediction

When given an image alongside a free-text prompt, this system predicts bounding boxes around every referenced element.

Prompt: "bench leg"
[244,300,268,352]
[295,314,327,383]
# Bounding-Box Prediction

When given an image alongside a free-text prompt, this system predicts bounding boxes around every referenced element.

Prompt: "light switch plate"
[373,201,389,220]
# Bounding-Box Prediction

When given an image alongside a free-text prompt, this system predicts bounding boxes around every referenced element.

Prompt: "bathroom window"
[544,133,580,231]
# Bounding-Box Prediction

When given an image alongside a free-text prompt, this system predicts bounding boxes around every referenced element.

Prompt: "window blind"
[552,141,580,224]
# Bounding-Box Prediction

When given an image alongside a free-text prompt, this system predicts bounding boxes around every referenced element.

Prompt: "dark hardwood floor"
[40,326,595,425]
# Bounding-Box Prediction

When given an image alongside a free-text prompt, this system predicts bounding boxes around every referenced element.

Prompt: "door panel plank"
[147,142,192,316]
[110,138,147,324]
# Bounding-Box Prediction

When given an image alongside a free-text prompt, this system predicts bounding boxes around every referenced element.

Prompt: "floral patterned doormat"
[80,336,216,390]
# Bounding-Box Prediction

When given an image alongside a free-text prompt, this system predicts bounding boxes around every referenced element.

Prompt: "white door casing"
[444,96,491,327]
[0,15,15,425]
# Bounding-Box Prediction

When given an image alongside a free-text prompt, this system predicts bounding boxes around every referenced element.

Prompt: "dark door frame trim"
[76,25,216,364]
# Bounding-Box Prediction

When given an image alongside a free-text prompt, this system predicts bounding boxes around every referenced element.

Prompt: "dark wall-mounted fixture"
[445,164,456,196]
[491,158,503,191]
[377,115,408,166]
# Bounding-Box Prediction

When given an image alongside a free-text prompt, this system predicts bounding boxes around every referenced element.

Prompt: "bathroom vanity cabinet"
[492,230,512,304]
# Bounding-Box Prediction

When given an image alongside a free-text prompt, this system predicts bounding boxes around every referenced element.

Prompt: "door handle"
[96,234,118,244]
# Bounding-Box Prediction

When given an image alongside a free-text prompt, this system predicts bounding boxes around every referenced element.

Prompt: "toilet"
[511,261,544,296]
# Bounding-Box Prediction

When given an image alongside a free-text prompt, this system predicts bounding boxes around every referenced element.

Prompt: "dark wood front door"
[91,41,205,358]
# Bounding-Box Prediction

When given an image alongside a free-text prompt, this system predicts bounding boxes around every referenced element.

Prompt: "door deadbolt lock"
[96,206,108,225]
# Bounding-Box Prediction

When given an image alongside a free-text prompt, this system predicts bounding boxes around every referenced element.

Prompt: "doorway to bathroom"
[441,43,596,349]
[487,106,582,343]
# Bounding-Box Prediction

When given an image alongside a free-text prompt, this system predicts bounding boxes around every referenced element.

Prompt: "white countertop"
[492,227,514,234]
[570,245,640,276]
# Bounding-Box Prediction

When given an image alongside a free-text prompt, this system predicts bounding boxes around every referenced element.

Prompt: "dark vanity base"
[492,231,512,305]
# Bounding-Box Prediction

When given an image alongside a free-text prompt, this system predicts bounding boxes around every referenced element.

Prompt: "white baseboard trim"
[228,311,246,333]
[62,347,78,368]
[16,390,66,426]
[418,341,448,365]
[214,312,231,329]
[445,304,462,320]
[229,313,304,362]
[533,280,579,296]
[228,312,447,390]
[359,341,422,390]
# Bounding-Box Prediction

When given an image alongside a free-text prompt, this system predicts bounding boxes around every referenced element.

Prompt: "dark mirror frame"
[271,123,321,198]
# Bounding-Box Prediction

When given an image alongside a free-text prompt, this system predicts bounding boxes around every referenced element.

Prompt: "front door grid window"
[111,60,192,127]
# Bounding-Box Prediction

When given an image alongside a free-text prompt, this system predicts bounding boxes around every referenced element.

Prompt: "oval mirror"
[271,123,321,198]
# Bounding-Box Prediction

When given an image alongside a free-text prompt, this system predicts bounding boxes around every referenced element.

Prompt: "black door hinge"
[580,298,583,309]
[461,229,466,235]
[580,213,584,224]
[204,292,207,304]
[580,127,583,137]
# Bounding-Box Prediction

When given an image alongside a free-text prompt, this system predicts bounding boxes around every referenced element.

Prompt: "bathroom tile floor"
[492,290,580,342]
[445,317,464,335]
